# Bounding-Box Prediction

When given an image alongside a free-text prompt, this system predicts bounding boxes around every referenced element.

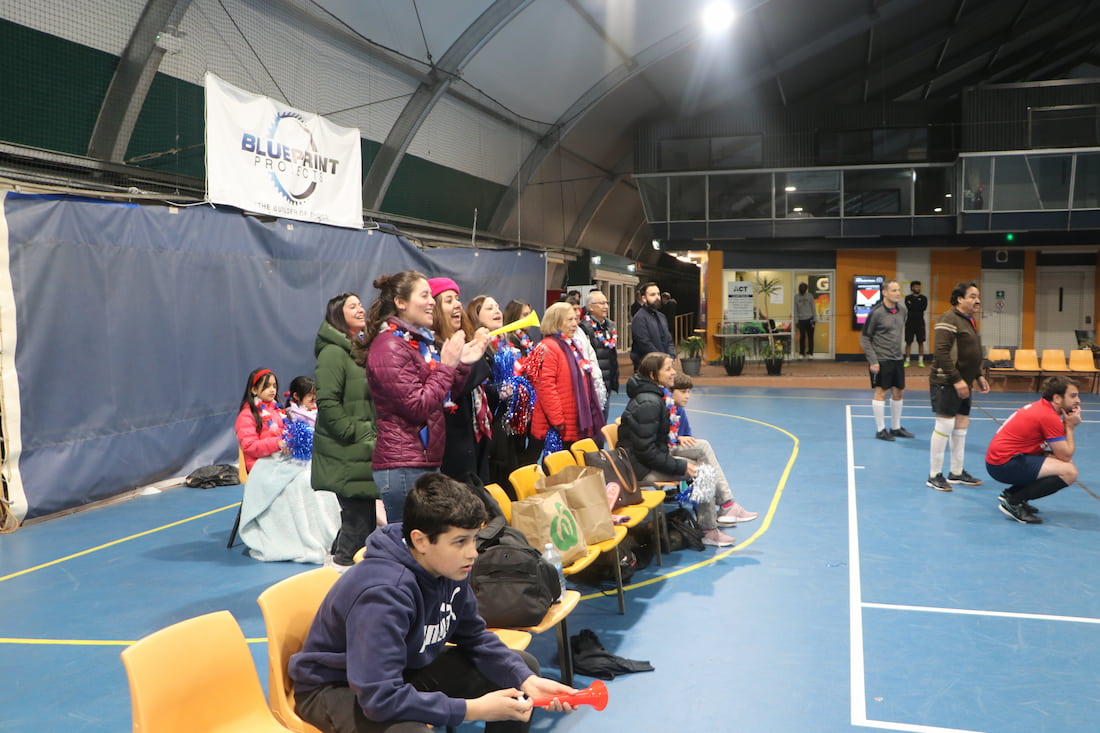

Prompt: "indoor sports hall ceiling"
[3,0,1100,259]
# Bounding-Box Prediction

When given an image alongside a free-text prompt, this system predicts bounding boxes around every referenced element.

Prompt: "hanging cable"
[412,0,434,66]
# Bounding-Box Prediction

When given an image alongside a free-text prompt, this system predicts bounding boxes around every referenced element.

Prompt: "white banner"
[204,73,363,229]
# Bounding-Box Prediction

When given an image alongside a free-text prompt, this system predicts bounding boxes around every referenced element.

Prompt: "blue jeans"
[374,467,435,524]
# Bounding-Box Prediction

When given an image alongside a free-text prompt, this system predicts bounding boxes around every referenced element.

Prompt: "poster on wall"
[205,73,363,229]
[853,275,884,329]
[726,281,755,320]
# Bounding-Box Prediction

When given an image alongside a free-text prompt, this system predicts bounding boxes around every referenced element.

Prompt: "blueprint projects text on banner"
[204,73,363,229]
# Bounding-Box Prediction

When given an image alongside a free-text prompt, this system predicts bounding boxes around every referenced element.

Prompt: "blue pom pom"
[542,428,563,458]
[285,420,314,461]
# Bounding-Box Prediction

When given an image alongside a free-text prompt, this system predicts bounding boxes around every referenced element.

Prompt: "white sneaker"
[702,528,736,547]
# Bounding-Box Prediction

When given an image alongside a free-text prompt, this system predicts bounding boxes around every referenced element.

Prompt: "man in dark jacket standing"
[630,282,675,370]
[579,289,619,419]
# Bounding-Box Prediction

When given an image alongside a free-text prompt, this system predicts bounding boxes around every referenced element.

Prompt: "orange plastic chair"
[543,450,577,475]
[121,610,294,733]
[257,568,340,732]
[601,423,619,449]
[985,348,1013,390]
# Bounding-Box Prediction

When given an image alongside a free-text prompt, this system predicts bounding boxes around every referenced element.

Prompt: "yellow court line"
[0,636,267,647]
[580,411,799,601]
[0,502,241,584]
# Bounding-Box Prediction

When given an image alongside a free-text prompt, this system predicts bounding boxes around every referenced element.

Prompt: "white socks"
[930,417,954,476]
[950,429,968,475]
[891,400,904,431]
[872,400,886,431]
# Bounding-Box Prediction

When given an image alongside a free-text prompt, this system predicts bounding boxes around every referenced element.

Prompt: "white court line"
[864,602,1100,625]
[847,403,989,733]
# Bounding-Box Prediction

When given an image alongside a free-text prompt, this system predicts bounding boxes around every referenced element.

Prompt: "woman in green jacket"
[312,292,378,570]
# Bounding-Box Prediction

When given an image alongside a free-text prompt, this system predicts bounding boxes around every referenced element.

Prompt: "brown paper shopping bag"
[535,465,616,543]
[511,489,586,565]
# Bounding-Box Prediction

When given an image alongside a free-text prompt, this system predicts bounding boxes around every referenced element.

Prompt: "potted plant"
[721,340,748,376]
[679,335,706,377]
[759,339,785,375]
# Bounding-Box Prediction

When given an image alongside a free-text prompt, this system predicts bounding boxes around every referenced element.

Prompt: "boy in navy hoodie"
[290,472,575,732]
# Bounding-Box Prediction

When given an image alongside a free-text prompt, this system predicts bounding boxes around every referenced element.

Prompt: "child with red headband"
[235,367,288,472]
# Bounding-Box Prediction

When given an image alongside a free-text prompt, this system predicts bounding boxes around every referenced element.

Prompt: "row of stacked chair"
[986,348,1099,392]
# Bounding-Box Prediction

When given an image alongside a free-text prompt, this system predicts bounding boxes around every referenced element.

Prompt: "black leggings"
[330,496,377,566]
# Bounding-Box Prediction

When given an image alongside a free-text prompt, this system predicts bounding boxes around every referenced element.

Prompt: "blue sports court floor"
[2,384,1098,732]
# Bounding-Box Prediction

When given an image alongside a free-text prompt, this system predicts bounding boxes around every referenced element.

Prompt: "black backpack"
[469,516,560,627]
[664,508,705,552]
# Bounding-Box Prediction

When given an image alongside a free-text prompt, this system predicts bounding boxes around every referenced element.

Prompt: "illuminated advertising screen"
[853,275,884,329]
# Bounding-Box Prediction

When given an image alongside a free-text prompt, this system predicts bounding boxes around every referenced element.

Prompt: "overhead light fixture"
[591,255,602,265]
[651,239,661,250]
[944,193,953,198]
[701,2,736,33]
[792,207,803,213]
[784,186,797,192]
[933,207,943,213]
[627,263,636,273]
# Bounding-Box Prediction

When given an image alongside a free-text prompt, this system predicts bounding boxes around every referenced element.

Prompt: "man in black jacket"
[629,282,675,371]
[579,289,620,419]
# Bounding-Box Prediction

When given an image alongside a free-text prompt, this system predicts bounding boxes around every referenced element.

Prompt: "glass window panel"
[843,169,912,216]
[962,158,991,210]
[992,154,1071,210]
[914,167,954,215]
[708,173,772,219]
[669,176,706,220]
[637,177,667,222]
[777,171,840,218]
[1073,153,1100,209]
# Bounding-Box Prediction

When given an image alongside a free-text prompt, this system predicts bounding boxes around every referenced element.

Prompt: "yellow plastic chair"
[1040,349,1070,373]
[489,628,533,651]
[508,463,544,501]
[601,423,618,449]
[257,568,341,733]
[1012,349,1041,392]
[485,483,513,523]
[543,450,577,475]
[569,438,599,465]
[985,348,1013,390]
[120,610,294,733]
[228,443,250,548]
[514,590,582,686]
[1068,349,1099,392]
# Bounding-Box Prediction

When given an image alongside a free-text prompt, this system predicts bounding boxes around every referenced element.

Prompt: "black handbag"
[583,447,643,509]
[469,516,559,627]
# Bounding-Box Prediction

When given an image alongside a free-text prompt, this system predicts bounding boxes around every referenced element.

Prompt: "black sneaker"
[926,473,952,492]
[998,493,1042,524]
[948,470,982,486]
[1023,501,1040,514]
[890,427,915,438]
[876,429,896,441]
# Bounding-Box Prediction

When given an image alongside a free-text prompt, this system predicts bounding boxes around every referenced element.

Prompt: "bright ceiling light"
[784,185,797,192]
[651,239,661,250]
[701,2,736,33]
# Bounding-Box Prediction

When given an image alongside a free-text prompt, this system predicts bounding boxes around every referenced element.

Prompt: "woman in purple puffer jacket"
[357,271,489,523]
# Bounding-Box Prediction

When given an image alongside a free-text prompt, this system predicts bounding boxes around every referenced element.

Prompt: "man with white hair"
[579,289,620,419]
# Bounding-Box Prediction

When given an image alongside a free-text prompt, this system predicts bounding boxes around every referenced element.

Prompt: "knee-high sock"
[930,417,954,476]
[872,400,886,432]
[949,428,968,475]
[1007,475,1069,503]
[890,400,904,430]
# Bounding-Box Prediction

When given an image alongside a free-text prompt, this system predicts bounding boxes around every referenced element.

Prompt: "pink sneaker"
[717,501,758,525]
[702,528,736,547]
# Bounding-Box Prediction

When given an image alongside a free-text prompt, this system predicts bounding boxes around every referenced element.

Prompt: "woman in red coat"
[523,301,605,456]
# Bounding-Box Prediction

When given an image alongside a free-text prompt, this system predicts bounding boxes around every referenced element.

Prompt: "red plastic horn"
[531,680,608,711]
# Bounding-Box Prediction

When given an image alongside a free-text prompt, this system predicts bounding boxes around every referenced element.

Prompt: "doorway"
[980,270,1023,350]
[1035,268,1095,352]
[794,270,834,358]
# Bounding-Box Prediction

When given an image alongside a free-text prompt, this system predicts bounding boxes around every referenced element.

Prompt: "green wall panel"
[382,154,506,228]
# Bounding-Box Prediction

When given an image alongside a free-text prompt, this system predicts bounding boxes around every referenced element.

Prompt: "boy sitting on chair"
[290,472,575,733]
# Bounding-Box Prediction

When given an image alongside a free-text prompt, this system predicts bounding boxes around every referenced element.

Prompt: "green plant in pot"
[759,339,785,375]
[721,340,748,376]
[679,335,706,377]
